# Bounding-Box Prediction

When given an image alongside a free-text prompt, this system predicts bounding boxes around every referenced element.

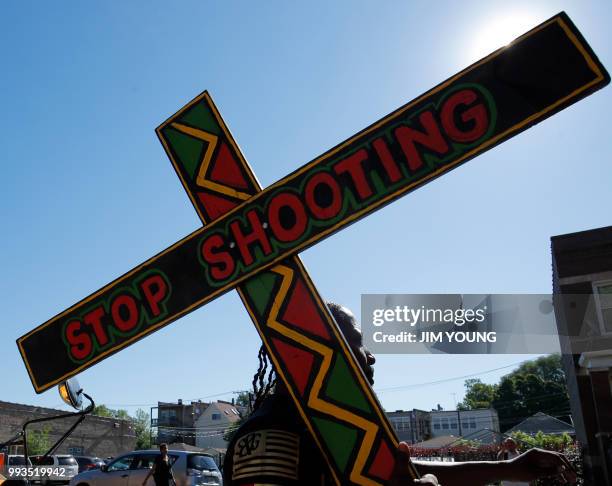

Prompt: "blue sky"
[2,0,611,416]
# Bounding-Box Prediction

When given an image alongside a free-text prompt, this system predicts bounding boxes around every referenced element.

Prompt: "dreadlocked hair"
[249,303,347,411]
[251,345,277,411]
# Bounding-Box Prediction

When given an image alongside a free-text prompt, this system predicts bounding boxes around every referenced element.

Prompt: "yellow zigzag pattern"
[170,122,252,201]
[267,264,383,486]
[164,95,395,484]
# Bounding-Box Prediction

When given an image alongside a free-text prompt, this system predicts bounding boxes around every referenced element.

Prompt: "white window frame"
[593,279,612,336]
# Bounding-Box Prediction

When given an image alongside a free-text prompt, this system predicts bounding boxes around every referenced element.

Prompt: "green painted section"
[242,271,279,318]
[180,101,221,135]
[312,416,358,473]
[162,127,205,180]
[325,355,372,414]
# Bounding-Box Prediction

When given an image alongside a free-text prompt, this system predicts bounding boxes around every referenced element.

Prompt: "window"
[132,455,157,470]
[107,455,135,472]
[187,455,218,472]
[433,422,440,430]
[594,281,612,334]
[450,420,457,430]
[211,413,221,420]
[8,456,29,466]
[442,418,449,430]
[31,456,53,466]
[58,457,78,466]
[470,418,477,429]
[393,417,410,432]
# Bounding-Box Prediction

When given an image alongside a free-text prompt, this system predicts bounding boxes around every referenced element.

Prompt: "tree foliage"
[93,405,151,449]
[133,408,152,450]
[457,379,496,411]
[510,431,573,451]
[26,425,51,455]
[93,404,130,419]
[235,391,250,409]
[458,354,571,431]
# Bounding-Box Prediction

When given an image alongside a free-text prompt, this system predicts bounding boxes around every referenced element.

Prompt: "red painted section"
[197,191,239,220]
[367,439,394,481]
[210,142,249,189]
[271,338,315,396]
[282,278,331,341]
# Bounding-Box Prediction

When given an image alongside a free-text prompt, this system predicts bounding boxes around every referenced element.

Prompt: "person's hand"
[390,442,440,486]
[414,474,440,485]
[507,448,577,484]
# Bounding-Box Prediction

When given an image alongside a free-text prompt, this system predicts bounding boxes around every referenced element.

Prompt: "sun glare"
[469,11,543,62]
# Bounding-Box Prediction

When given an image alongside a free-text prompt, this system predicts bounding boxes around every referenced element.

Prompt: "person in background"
[497,438,529,486]
[143,443,176,486]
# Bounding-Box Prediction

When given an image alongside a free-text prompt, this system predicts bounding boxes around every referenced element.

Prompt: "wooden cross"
[17,12,608,485]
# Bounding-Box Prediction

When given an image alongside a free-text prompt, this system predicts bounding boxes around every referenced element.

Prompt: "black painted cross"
[17,13,608,485]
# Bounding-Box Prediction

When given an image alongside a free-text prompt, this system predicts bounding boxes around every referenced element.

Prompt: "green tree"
[93,405,151,449]
[133,408,152,450]
[458,379,497,410]
[510,431,573,450]
[93,404,131,420]
[114,409,131,420]
[235,391,250,409]
[92,404,114,417]
[491,355,571,431]
[459,354,571,431]
[509,354,567,386]
[26,425,51,455]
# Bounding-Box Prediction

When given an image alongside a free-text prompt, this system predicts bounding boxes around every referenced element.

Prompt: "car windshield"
[187,455,217,471]
[59,457,77,466]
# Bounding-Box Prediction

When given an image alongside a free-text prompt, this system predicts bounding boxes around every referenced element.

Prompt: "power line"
[374,361,525,393]
[97,362,528,408]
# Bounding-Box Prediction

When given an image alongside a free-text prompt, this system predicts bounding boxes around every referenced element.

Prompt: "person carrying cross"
[223,303,577,486]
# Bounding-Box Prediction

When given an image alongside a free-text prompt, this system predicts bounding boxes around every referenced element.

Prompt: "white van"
[30,455,79,484]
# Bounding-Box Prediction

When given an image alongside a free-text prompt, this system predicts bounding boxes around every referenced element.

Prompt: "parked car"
[74,457,105,473]
[2,456,31,486]
[30,454,79,484]
[6,455,32,466]
[69,450,222,486]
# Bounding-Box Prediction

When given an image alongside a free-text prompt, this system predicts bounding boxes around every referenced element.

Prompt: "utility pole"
[452,393,462,437]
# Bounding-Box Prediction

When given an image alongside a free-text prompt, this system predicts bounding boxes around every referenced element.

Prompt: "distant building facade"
[429,409,499,444]
[194,401,242,450]
[154,399,207,446]
[0,401,135,458]
[385,407,499,444]
[386,409,430,444]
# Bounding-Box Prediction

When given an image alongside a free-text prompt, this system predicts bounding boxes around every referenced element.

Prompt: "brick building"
[154,399,207,446]
[0,401,136,458]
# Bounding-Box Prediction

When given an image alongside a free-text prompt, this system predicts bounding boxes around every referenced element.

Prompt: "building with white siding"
[429,408,499,444]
